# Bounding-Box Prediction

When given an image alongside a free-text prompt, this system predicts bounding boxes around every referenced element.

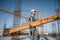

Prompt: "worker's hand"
[26,21,30,24]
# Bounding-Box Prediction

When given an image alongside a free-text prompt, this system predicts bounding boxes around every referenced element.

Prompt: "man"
[27,9,38,40]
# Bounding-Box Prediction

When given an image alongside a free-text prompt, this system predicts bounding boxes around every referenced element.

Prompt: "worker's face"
[31,11,36,16]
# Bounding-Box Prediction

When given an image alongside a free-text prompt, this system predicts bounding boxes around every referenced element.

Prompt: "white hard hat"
[31,9,36,12]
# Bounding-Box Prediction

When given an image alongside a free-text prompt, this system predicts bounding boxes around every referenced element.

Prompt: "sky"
[0,0,59,33]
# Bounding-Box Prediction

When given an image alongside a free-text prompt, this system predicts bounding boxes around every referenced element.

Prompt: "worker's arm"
[26,17,33,28]
[26,17,31,24]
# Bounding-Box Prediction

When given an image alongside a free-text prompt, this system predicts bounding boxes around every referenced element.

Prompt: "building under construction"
[0,0,60,40]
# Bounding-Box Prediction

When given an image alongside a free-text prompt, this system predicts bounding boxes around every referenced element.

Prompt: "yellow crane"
[39,11,44,36]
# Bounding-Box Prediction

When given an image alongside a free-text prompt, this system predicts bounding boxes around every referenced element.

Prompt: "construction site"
[0,0,60,40]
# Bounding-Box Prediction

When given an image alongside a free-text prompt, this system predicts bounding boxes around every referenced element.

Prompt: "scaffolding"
[12,0,21,40]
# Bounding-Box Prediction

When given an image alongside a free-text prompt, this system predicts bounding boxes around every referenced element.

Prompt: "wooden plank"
[9,14,60,33]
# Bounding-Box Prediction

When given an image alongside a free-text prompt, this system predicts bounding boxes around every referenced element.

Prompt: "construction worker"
[27,9,38,40]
